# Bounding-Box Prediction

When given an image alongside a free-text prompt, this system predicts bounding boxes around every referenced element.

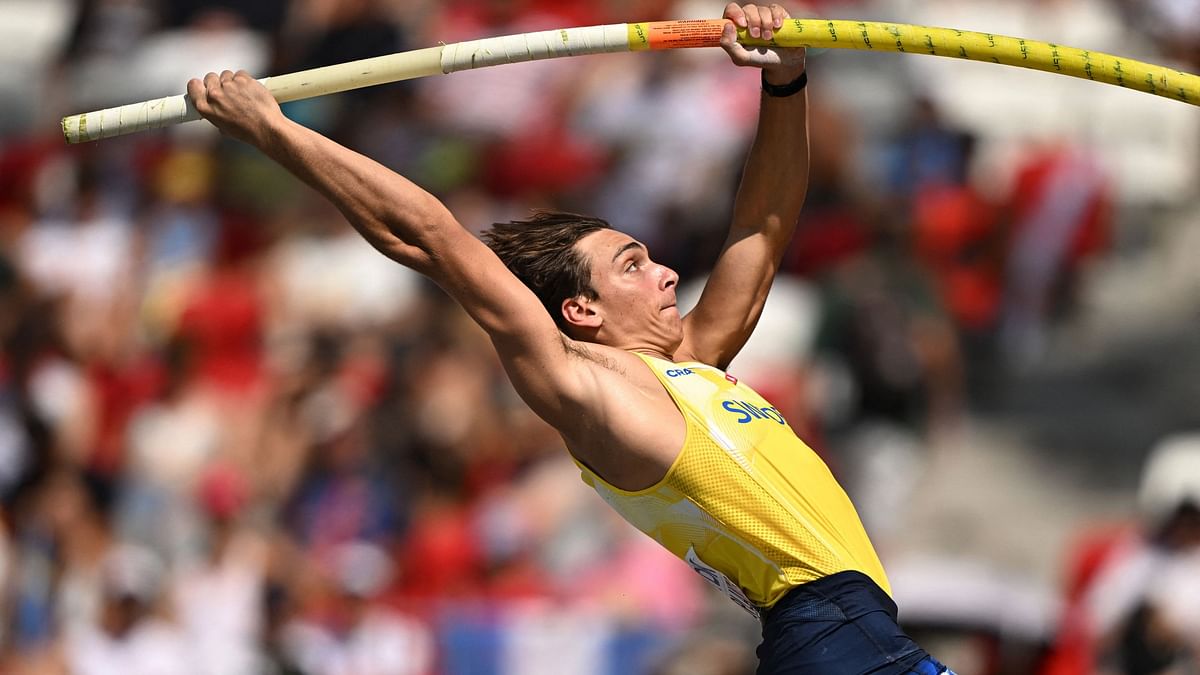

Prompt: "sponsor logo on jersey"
[665,368,694,378]
[722,399,786,425]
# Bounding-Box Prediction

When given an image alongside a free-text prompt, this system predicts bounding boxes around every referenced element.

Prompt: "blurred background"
[1,0,1199,673]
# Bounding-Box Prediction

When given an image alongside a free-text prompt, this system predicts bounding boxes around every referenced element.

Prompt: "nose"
[660,265,678,291]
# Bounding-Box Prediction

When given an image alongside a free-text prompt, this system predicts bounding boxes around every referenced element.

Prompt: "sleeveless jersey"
[575,353,889,617]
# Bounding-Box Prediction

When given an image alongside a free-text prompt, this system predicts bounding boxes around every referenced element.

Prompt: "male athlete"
[189,3,955,673]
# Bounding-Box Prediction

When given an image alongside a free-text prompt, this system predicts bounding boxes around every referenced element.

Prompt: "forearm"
[256,116,453,273]
[731,72,810,252]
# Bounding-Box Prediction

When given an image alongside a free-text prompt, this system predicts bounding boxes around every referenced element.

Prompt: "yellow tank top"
[575,353,890,617]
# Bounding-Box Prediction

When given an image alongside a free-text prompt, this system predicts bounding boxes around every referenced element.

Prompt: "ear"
[561,296,602,329]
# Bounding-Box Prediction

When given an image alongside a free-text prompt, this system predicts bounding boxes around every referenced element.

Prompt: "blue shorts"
[757,571,955,675]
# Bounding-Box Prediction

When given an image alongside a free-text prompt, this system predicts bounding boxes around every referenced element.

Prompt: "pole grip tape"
[62,47,445,144]
[439,23,633,73]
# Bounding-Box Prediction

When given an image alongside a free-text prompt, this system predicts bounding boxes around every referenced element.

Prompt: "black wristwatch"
[761,69,808,97]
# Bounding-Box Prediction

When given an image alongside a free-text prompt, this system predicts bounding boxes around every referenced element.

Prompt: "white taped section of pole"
[440,24,631,73]
[62,47,445,144]
[63,24,634,143]
[62,95,196,144]
[266,46,443,102]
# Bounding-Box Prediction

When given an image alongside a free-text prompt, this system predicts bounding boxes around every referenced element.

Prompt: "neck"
[571,328,677,362]
[628,347,675,362]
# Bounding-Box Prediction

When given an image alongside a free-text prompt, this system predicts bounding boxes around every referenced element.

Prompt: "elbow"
[383,239,437,274]
[399,208,441,248]
[385,197,457,251]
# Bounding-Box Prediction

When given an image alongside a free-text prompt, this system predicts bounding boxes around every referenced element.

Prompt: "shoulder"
[564,341,694,382]
[554,340,675,413]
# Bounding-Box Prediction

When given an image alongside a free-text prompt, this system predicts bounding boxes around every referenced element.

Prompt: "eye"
[624,260,639,273]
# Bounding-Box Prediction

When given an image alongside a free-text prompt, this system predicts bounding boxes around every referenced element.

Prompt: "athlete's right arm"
[188,71,593,423]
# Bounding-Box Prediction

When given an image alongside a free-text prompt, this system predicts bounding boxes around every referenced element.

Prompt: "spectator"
[281,541,433,675]
[999,143,1110,368]
[171,463,268,675]
[63,544,194,675]
[1046,433,1200,675]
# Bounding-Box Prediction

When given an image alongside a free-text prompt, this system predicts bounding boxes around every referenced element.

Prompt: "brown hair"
[481,210,612,331]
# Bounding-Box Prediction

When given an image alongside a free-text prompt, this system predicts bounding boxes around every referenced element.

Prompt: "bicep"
[678,228,782,368]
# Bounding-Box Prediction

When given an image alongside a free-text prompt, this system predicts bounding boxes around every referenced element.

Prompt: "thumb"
[720,20,746,59]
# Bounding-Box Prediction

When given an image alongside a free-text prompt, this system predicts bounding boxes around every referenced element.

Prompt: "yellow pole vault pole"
[631,19,1198,104]
[63,18,1200,144]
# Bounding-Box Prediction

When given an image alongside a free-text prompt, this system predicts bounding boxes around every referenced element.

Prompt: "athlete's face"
[568,229,682,352]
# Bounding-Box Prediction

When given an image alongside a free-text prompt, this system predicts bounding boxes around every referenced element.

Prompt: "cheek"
[606,279,642,301]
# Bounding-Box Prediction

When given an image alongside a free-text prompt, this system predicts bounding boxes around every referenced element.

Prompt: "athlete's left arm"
[677,2,808,369]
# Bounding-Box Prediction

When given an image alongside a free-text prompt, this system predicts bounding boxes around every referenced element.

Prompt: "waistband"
[763,570,898,625]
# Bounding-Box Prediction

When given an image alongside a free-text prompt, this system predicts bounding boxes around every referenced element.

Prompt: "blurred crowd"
[0,0,1198,674]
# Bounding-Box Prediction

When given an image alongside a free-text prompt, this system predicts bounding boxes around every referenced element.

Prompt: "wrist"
[762,64,806,87]
[256,113,295,150]
[761,69,808,98]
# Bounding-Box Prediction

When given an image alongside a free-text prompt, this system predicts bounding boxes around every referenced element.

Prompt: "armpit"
[562,336,625,375]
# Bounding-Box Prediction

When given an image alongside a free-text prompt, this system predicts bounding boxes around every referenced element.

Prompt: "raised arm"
[187,72,587,424]
[677,3,809,369]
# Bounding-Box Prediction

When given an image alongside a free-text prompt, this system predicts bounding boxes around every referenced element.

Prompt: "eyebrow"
[611,241,645,264]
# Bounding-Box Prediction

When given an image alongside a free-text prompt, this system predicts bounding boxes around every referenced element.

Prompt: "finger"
[233,69,253,81]
[186,78,210,114]
[762,4,785,39]
[203,72,224,107]
[220,70,235,83]
[744,4,763,38]
[724,2,747,27]
[770,4,788,29]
